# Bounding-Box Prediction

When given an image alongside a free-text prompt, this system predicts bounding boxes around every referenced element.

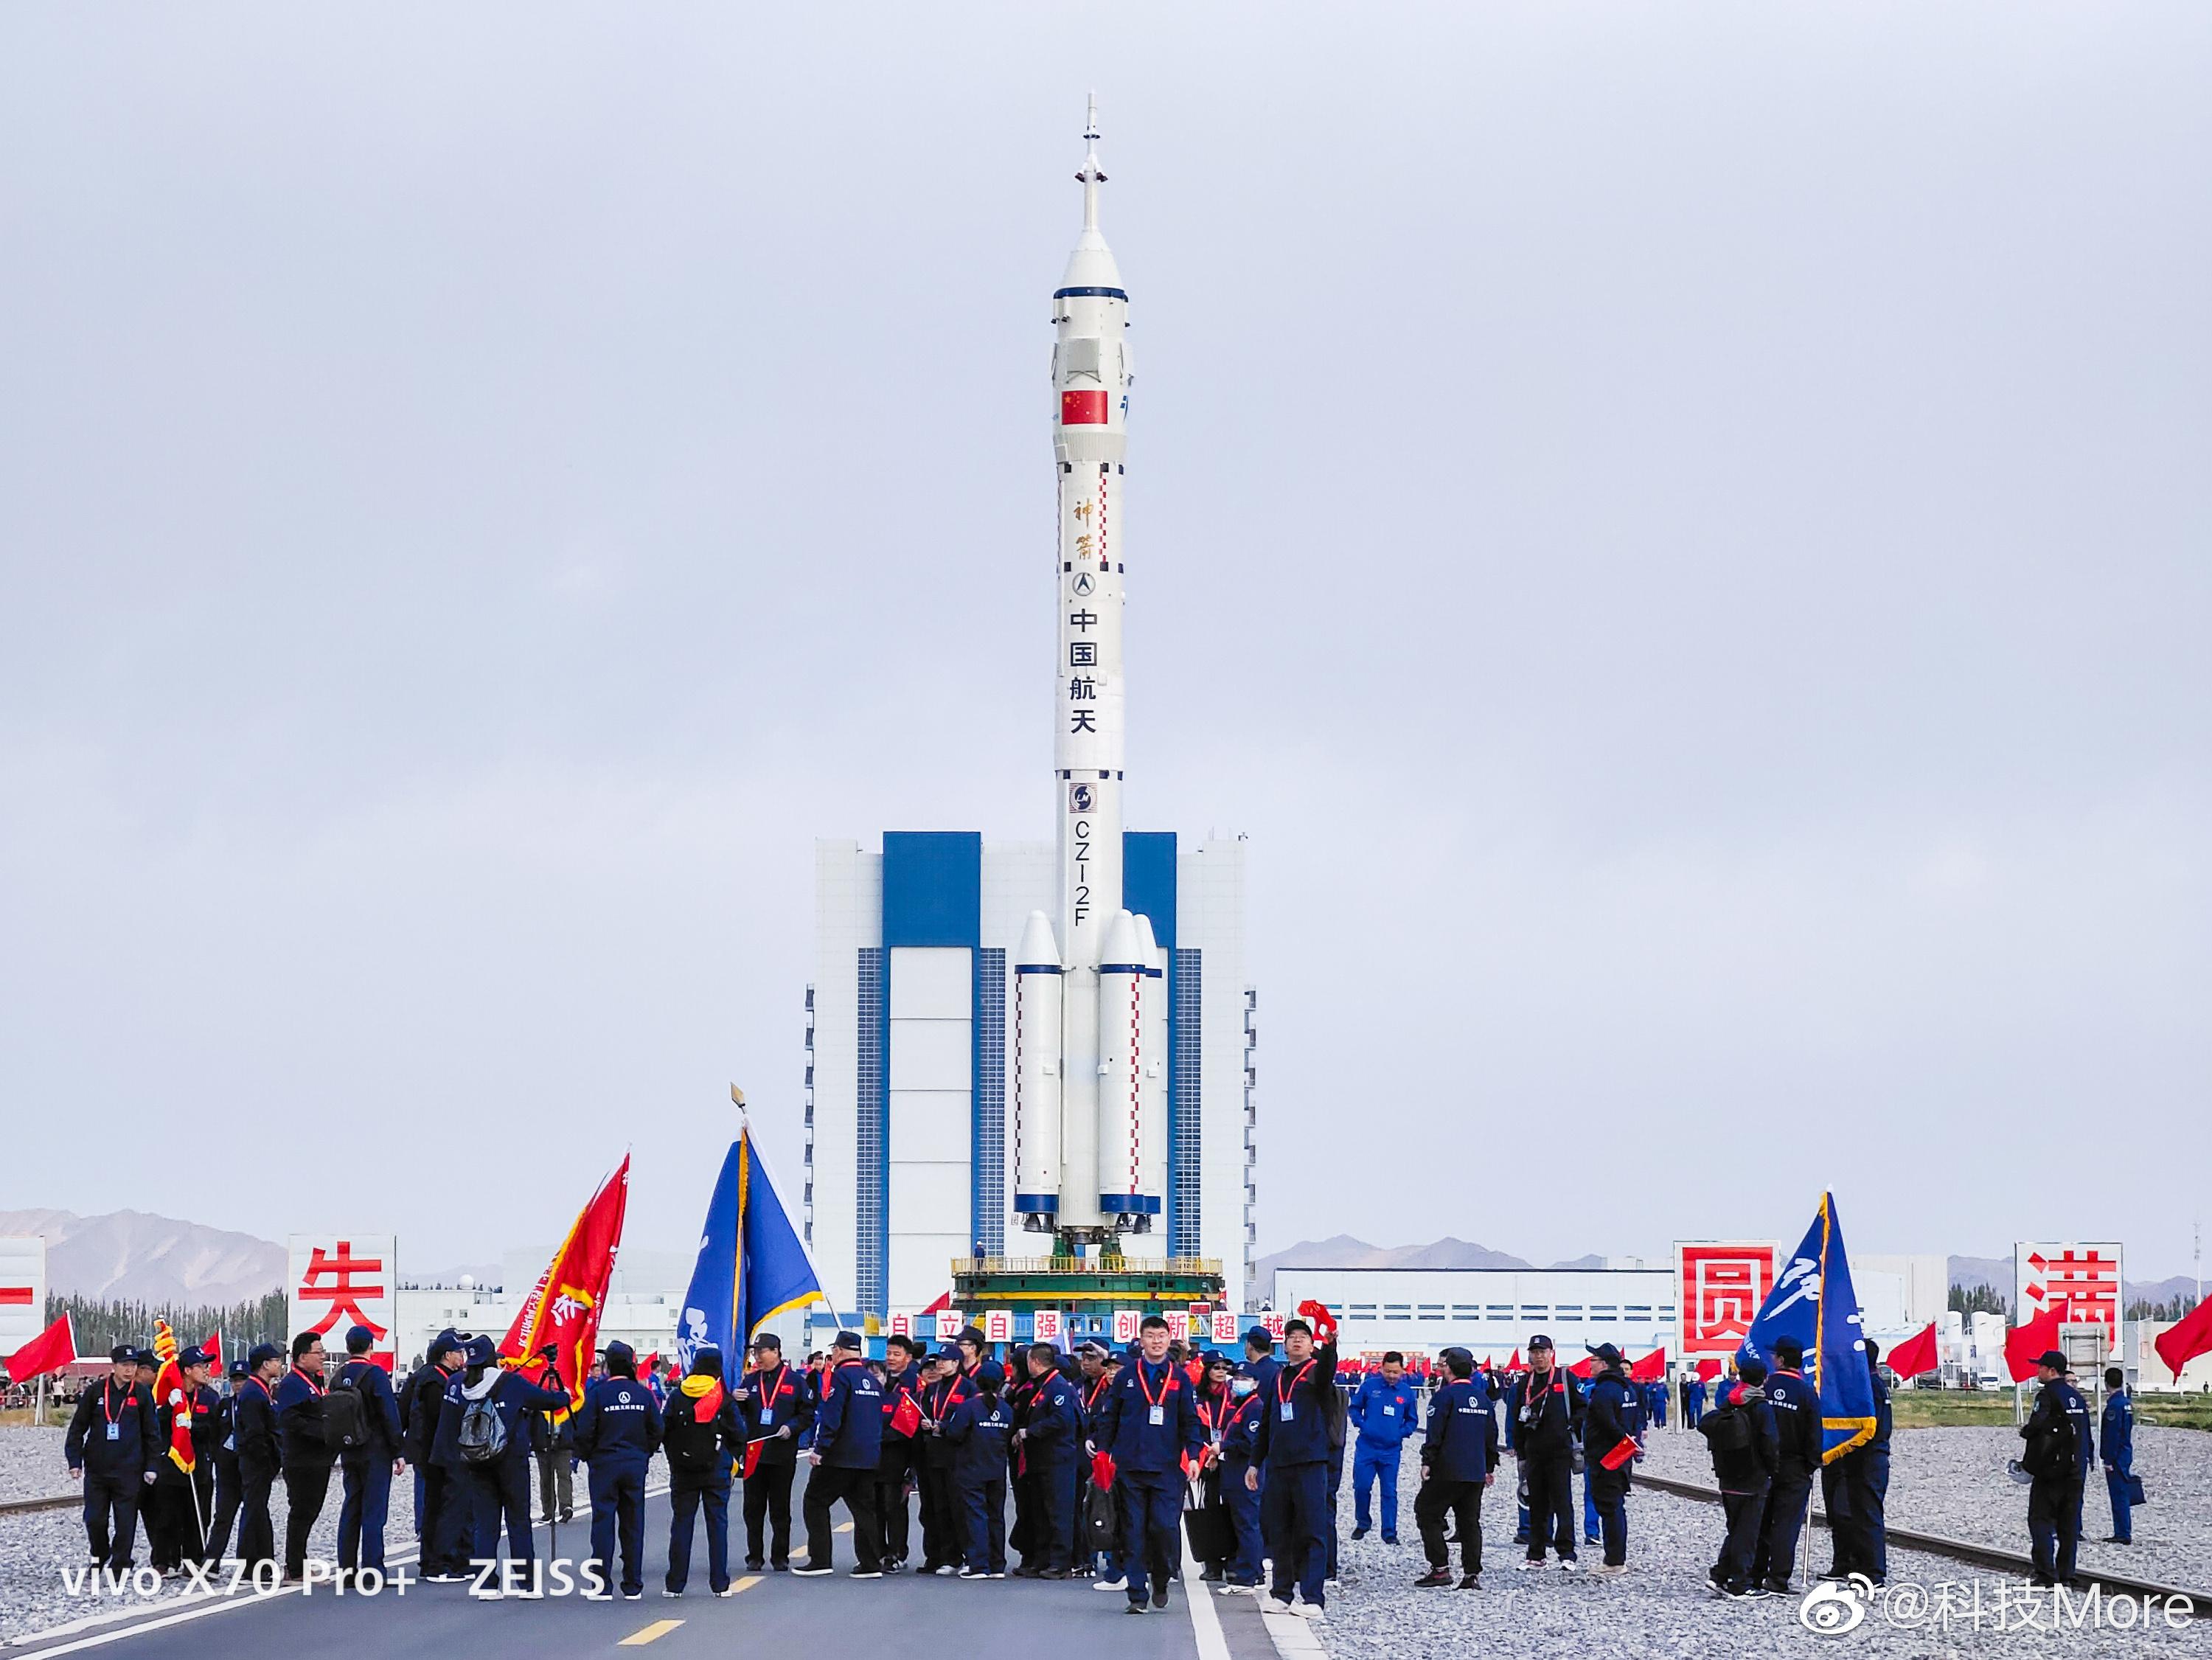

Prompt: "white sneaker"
[470,1587,504,1601]
[931,1565,959,1577]
[716,1586,742,1597]
[790,1566,833,1577]
[1295,1604,1327,1623]
[1589,1563,1627,1579]
[662,1588,684,1597]
[1557,1558,1578,1573]
[1217,1584,1252,1597]
[1094,1577,1127,1593]
[1514,1558,1543,1573]
[512,1586,546,1601]
[1262,1596,1295,1614]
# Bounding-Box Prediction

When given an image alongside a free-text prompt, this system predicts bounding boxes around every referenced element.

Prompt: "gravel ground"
[1324,1454,2212,1659]
[0,1430,667,1645]
[1635,1422,2212,1592]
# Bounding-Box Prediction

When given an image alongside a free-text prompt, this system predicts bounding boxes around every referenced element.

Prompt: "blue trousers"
[1225,1459,1264,1584]
[465,1457,535,1566]
[338,1456,392,1573]
[2106,1462,2132,1543]
[1352,1442,1403,1538]
[1754,1473,1812,1590]
[589,1461,647,1596]
[1262,1461,1329,1606]
[959,1474,1006,1572]
[427,1466,471,1573]
[1589,1466,1628,1566]
[81,1473,142,1571]
[1118,1473,1180,1602]
[1030,1459,1077,1572]
[666,1474,730,1593]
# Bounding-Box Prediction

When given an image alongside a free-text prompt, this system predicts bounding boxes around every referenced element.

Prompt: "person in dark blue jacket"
[1219,1366,1267,1589]
[231,1344,285,1576]
[1096,1316,1205,1614]
[1348,1351,1420,1544]
[272,1333,335,1583]
[1828,1340,1891,1583]
[1750,1336,1822,1595]
[1581,1346,1637,1572]
[64,1344,160,1573]
[2101,1366,2134,1544]
[1686,1373,1707,1428]
[1508,1336,1583,1569]
[1248,1315,1339,1616]
[945,1359,1014,1577]
[399,1330,465,1579]
[2019,1350,2093,1587]
[433,1334,571,1596]
[796,1330,884,1577]
[1012,1341,1082,1576]
[572,1339,664,1600]
[332,1325,405,1581]
[206,1358,248,1563]
[1411,1348,1496,1588]
[873,1333,924,1572]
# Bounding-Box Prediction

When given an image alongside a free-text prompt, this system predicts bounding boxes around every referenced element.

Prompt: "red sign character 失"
[297,1241,389,1341]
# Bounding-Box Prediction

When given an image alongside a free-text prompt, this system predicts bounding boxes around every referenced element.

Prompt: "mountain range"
[0,1209,286,1305]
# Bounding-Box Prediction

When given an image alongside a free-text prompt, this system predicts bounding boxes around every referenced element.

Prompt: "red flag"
[742,1437,765,1480]
[1091,1450,1117,1491]
[890,1390,922,1439]
[202,1332,223,1372]
[2154,1299,2212,1382]
[1630,1346,1667,1383]
[1568,1354,1599,1380]
[4,1313,74,1383]
[1885,1322,1940,1381]
[920,1291,951,1316]
[1599,1435,1638,1470]
[502,1155,631,1415]
[1506,1348,1523,1372]
[1694,1358,1722,1382]
[2004,1302,2067,1383]
[643,1352,661,1385]
[1295,1300,1338,1344]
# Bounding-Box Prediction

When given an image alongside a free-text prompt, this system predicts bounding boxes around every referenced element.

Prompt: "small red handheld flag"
[2004,1302,2067,1383]
[1885,1322,1939,1381]
[4,1313,74,1383]
[890,1391,922,1439]
[1599,1436,1638,1471]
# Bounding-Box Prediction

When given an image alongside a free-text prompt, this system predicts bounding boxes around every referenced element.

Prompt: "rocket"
[1012,100,1165,1242]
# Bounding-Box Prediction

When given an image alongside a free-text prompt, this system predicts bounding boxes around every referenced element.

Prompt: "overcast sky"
[4,4,2206,1284]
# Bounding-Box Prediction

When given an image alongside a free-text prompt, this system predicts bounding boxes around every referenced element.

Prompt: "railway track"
[1632,1469,2208,1616]
[0,1495,79,1518]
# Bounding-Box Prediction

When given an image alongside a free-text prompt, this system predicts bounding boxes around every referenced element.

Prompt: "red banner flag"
[2154,1299,2212,1383]
[1506,1349,1523,1372]
[1694,1357,1722,1382]
[501,1155,630,1415]
[1630,1346,1668,1383]
[2003,1301,2067,1383]
[1885,1321,1939,1381]
[4,1313,74,1383]
[202,1331,223,1372]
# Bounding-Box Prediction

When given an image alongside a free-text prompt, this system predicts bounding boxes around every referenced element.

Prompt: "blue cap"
[976,1360,1005,1388]
[1244,1327,1273,1351]
[247,1342,283,1369]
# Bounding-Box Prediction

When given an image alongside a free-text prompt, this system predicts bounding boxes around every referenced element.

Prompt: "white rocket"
[1013,100,1166,1241]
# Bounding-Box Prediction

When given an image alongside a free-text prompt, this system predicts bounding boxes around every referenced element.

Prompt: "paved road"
[10,1475,1281,1660]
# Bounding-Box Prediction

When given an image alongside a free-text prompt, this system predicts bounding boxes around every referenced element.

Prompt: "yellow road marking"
[835,1522,852,1533]
[730,1575,762,1592]
[618,1620,684,1646]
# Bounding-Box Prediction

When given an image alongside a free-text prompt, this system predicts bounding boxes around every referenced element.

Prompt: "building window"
[974,948,1006,1255]
[1384,1304,1412,1323]
[856,946,887,1318]
[1419,1305,1446,1321]
[1170,947,1203,1257]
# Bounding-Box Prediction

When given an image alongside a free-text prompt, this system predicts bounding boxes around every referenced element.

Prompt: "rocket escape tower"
[973,98,1225,1314]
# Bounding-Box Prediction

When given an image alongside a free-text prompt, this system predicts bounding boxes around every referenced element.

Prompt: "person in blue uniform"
[736,1333,812,1571]
[1249,1314,1340,1617]
[873,1333,924,1572]
[1012,1340,1082,1577]
[1686,1372,1707,1428]
[231,1344,285,1577]
[2101,1366,2135,1544]
[572,1338,664,1600]
[2020,1350,2093,1586]
[945,1359,1014,1577]
[660,1344,744,1596]
[1095,1316,1205,1614]
[206,1358,248,1562]
[796,1330,883,1577]
[148,1346,222,1573]
[1828,1338,1891,1583]
[1218,1364,1267,1590]
[1349,1351,1419,1544]
[272,1333,335,1583]
[1581,1345,1637,1574]
[66,1344,159,1574]
[1411,1348,1497,1589]
[914,1346,972,1574]
[1074,1344,1123,1588]
[332,1325,405,1582]
[1703,1360,1778,1599]
[1750,1337,1821,1596]
[431,1333,572,1597]
[398,1330,465,1580]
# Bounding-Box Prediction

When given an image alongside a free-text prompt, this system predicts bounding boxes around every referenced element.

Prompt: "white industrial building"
[806,836,1255,1324]
[1274,1266,1679,1362]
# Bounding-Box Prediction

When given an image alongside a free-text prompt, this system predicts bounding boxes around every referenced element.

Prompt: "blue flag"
[676,1123,824,1375]
[1737,1191,1878,1465]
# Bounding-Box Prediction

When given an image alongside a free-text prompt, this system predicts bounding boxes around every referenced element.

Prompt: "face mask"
[1231,1378,1256,1398]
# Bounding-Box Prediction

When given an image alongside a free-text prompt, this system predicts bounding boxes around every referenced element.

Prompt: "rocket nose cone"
[1017,910,1062,968]
[1099,908,1139,966]
[1131,913,1160,962]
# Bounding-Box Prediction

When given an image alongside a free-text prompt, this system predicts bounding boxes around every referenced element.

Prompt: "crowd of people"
[55,1307,2143,1618]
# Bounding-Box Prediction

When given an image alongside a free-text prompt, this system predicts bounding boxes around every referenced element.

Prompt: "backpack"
[2022,1411,2072,1478]
[1699,1400,1753,1456]
[458,1389,509,1465]
[324,1370,371,1455]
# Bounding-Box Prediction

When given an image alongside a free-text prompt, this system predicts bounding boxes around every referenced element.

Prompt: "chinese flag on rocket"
[501,1155,630,1415]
